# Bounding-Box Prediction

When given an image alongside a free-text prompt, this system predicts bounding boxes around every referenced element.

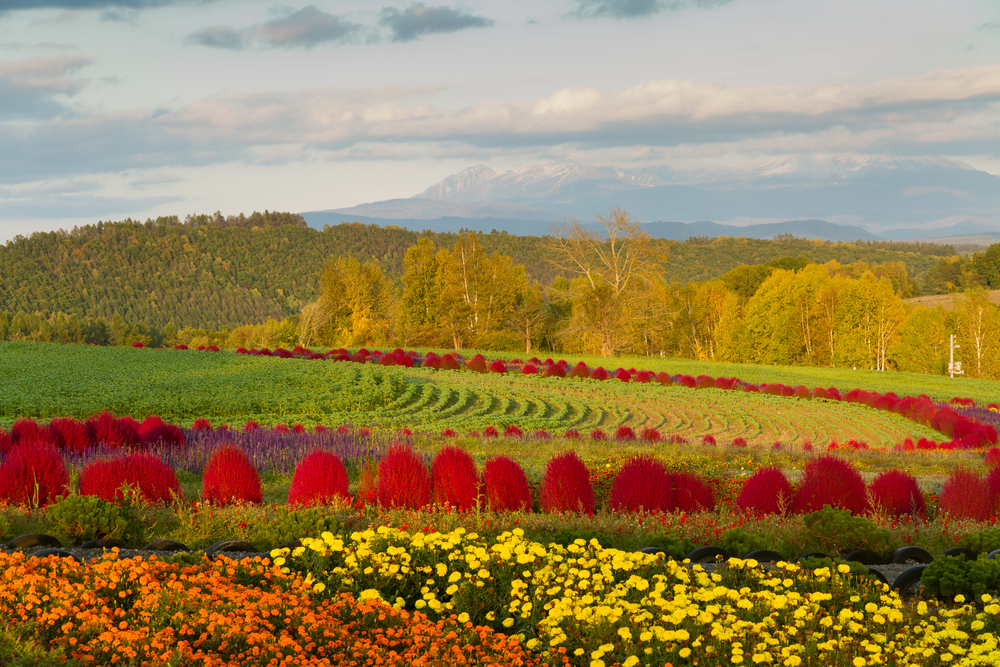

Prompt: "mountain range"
[302,156,1000,243]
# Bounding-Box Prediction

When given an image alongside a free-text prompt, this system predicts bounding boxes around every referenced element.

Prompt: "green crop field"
[0,341,971,448]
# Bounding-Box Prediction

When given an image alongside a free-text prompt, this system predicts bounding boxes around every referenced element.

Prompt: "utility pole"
[948,334,964,378]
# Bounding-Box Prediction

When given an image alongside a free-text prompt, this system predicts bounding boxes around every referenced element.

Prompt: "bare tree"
[549,208,665,357]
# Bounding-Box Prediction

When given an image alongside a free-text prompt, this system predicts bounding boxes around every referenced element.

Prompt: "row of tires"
[7,533,996,597]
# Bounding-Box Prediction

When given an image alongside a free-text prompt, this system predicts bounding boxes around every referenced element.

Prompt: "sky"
[0,0,998,242]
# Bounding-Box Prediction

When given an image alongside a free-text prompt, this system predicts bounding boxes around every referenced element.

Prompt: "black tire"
[891,546,933,564]
[275,540,303,551]
[942,547,977,562]
[891,565,927,596]
[208,539,257,553]
[865,567,889,585]
[988,549,1000,560]
[636,546,676,560]
[844,549,885,565]
[7,533,62,549]
[142,539,191,552]
[31,548,81,562]
[745,550,784,563]
[686,546,730,563]
[80,538,124,550]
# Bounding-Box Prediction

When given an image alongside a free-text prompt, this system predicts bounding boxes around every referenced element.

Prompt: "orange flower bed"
[0,552,558,667]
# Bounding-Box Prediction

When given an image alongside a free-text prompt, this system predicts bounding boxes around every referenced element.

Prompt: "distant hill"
[0,215,958,331]
[904,290,1000,311]
[301,212,881,242]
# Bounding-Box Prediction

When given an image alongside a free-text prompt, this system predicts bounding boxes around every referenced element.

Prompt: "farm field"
[2,340,1000,666]
[0,342,974,447]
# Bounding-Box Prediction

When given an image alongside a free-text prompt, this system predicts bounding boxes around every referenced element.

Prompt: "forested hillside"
[0,211,962,332]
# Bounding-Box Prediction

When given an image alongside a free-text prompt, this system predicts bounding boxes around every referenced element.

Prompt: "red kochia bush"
[86,412,139,449]
[789,456,868,515]
[614,368,631,382]
[138,415,185,449]
[615,425,636,440]
[0,442,69,506]
[191,418,213,431]
[568,362,590,379]
[867,469,926,517]
[46,417,91,453]
[482,456,532,512]
[431,446,479,510]
[376,444,431,509]
[78,452,180,503]
[288,450,350,507]
[939,469,993,521]
[0,429,9,455]
[488,360,507,374]
[521,364,538,375]
[540,451,594,514]
[10,418,44,445]
[543,363,565,378]
[202,446,262,506]
[467,355,488,373]
[736,467,793,515]
[671,471,715,512]
[609,456,672,513]
[590,367,609,381]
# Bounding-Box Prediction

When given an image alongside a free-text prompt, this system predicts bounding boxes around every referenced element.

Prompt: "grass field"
[0,341,964,449]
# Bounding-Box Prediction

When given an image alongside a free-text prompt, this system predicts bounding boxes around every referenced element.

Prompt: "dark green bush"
[922,555,1000,599]
[801,505,897,558]
[720,528,774,558]
[959,527,1000,555]
[45,494,140,545]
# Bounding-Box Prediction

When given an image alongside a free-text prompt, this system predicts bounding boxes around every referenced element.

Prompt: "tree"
[955,287,1000,378]
[507,277,547,355]
[314,256,395,346]
[891,306,950,374]
[550,208,662,357]
[835,273,907,371]
[399,238,444,346]
[968,243,1000,288]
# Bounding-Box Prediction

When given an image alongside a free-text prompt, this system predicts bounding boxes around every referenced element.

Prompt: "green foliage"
[922,554,1000,599]
[252,506,344,548]
[0,629,86,667]
[801,506,898,558]
[45,494,141,546]
[720,528,775,558]
[0,513,9,541]
[959,527,1000,555]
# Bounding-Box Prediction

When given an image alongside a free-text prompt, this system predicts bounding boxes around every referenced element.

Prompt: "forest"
[2,209,999,378]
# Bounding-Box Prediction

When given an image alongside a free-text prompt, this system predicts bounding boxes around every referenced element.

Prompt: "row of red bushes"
[8,435,1000,524]
[0,412,184,455]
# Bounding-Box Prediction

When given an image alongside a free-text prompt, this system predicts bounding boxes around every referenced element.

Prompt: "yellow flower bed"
[274,527,1000,667]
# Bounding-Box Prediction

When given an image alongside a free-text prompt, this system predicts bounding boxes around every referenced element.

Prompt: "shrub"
[487,360,507,374]
[735,467,792,515]
[78,453,180,504]
[590,429,607,441]
[441,428,457,437]
[439,354,460,371]
[138,415,185,449]
[202,446,262,506]
[376,445,431,509]
[484,425,499,438]
[540,451,595,514]
[521,364,538,375]
[467,355,488,373]
[46,493,136,545]
[989,467,1000,511]
[86,412,139,449]
[543,363,565,378]
[244,420,261,432]
[482,456,532,512]
[793,385,811,399]
[702,434,716,447]
[255,506,343,547]
[922,555,1000,599]
[789,456,869,515]
[801,506,897,558]
[670,471,715,512]
[867,469,926,517]
[564,429,580,439]
[986,447,1000,468]
[431,447,479,510]
[0,429,9,455]
[504,425,524,437]
[730,437,747,447]
[589,367,609,381]
[0,442,69,506]
[568,362,590,379]
[939,468,993,521]
[614,425,636,441]
[288,451,350,507]
[614,368,631,382]
[720,528,774,558]
[640,427,661,442]
[191,417,213,431]
[46,417,91,453]
[695,375,716,389]
[654,372,672,386]
[609,456,672,513]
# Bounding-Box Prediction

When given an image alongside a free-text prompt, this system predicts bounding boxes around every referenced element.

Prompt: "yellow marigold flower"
[971,620,985,631]
[853,658,866,666]
[503,618,514,628]
[618,627,632,641]
[526,639,539,650]
[679,648,692,658]
[622,657,640,667]
[358,589,382,602]
[313,582,325,593]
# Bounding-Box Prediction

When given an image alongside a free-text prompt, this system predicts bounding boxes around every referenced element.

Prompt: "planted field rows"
[0,342,941,447]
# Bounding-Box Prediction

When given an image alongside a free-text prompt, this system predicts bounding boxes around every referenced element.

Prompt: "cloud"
[1,1,211,11]
[0,55,92,119]
[186,5,367,50]
[980,21,999,30]
[568,0,735,20]
[1,65,998,185]
[378,3,495,42]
